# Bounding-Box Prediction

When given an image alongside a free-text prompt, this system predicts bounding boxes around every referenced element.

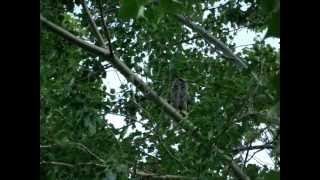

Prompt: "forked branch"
[40,14,250,180]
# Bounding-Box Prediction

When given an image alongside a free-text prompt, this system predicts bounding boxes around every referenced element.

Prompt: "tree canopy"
[40,0,280,179]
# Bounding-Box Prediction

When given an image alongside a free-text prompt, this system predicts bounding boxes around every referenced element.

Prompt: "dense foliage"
[40,0,279,179]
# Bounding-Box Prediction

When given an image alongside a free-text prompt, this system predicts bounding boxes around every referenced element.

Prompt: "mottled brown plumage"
[170,77,189,115]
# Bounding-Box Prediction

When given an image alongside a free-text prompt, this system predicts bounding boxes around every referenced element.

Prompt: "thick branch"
[40,14,187,127]
[230,161,250,180]
[135,170,196,179]
[40,15,110,56]
[174,14,248,69]
[41,14,250,180]
[175,14,262,85]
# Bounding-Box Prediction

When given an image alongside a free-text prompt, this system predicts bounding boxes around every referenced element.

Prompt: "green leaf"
[158,0,183,15]
[265,10,280,38]
[159,0,171,12]
[255,94,268,107]
[246,164,260,179]
[264,170,280,180]
[208,129,214,139]
[260,0,278,13]
[119,0,139,20]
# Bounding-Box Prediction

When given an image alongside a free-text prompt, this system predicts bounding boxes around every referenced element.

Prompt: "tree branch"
[77,162,106,167]
[40,142,105,164]
[235,43,255,48]
[40,14,111,55]
[40,14,250,180]
[174,14,248,69]
[139,150,161,161]
[174,14,262,85]
[274,134,280,155]
[40,14,191,130]
[40,145,52,148]
[234,144,274,153]
[97,0,114,56]
[135,169,197,179]
[245,148,265,164]
[40,161,74,168]
[229,160,250,180]
[40,160,106,168]
[243,142,252,166]
[69,142,106,163]
[81,0,106,48]
[213,145,251,180]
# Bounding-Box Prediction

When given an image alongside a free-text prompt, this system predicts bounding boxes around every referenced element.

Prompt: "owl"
[170,77,190,116]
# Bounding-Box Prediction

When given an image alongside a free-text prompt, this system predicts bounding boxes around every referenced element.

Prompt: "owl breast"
[171,78,188,113]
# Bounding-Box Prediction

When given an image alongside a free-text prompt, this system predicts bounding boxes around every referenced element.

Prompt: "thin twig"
[212,144,250,180]
[81,0,106,48]
[139,149,161,161]
[40,160,106,168]
[98,0,114,56]
[235,43,255,48]
[77,162,106,167]
[131,100,189,171]
[214,100,250,142]
[40,142,106,164]
[246,148,265,164]
[40,161,74,168]
[115,71,125,84]
[69,142,105,163]
[243,142,252,166]
[252,156,273,167]
[40,145,52,148]
[234,144,274,153]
